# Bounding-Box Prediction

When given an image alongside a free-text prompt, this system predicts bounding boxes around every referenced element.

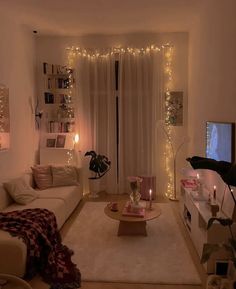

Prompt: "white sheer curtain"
[75,55,117,194]
[75,50,161,195]
[118,52,161,193]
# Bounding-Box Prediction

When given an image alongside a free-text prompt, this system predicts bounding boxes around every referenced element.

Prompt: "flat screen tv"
[206,121,235,163]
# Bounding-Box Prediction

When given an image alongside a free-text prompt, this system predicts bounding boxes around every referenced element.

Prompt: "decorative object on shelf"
[127,176,143,206]
[85,150,111,198]
[158,120,189,201]
[55,135,66,148]
[46,138,56,148]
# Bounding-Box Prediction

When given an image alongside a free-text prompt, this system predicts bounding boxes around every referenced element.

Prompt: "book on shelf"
[43,62,73,75]
[122,201,145,218]
[44,92,54,104]
[48,121,75,133]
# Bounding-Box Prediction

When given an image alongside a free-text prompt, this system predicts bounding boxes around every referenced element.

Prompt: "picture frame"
[165,91,183,126]
[215,260,230,277]
[56,134,66,148]
[46,138,56,148]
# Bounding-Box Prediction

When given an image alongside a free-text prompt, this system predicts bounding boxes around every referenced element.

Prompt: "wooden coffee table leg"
[118,221,147,236]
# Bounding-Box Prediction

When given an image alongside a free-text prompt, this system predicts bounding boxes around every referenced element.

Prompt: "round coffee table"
[104,201,161,236]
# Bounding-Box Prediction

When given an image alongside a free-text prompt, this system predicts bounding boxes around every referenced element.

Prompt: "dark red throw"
[0,208,81,289]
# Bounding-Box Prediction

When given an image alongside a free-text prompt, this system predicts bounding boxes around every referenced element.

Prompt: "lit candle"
[73,133,79,150]
[149,189,152,210]
[149,189,152,200]
[213,185,216,200]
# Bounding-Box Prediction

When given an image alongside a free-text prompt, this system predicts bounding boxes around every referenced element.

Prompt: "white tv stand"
[179,184,235,273]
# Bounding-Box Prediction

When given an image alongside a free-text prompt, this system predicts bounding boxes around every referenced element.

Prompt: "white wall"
[189,0,236,157]
[36,32,188,196]
[0,13,38,180]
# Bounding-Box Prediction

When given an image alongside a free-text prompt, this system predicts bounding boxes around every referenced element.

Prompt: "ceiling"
[0,0,203,36]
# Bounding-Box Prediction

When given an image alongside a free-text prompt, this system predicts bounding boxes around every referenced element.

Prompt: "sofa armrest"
[0,230,26,277]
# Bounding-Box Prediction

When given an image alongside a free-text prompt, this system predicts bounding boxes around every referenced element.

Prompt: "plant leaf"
[207,217,233,230]
[222,243,234,256]
[201,243,220,263]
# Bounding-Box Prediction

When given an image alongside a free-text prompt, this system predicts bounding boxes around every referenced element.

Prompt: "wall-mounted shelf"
[40,62,77,136]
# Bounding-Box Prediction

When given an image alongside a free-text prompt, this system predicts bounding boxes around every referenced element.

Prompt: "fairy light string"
[67,43,172,62]
[163,45,174,199]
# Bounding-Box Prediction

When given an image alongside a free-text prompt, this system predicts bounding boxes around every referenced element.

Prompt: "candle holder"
[149,199,153,210]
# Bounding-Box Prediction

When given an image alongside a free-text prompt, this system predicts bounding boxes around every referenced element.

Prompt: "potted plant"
[84,151,111,197]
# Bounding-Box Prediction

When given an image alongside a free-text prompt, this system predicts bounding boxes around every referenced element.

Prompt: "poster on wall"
[0,84,10,150]
[165,91,183,126]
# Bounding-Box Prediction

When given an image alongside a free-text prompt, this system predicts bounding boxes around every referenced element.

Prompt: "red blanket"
[0,208,81,289]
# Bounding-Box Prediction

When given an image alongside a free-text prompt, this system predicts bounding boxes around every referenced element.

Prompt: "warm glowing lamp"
[74,133,79,144]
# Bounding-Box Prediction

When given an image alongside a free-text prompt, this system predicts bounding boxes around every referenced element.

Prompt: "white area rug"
[63,202,201,285]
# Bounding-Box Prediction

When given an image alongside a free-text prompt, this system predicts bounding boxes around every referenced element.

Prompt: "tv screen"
[206,121,235,162]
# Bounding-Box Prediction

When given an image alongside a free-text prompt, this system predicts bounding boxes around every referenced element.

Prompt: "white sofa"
[0,173,83,277]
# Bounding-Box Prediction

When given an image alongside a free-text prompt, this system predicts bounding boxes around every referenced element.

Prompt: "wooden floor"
[29,192,207,289]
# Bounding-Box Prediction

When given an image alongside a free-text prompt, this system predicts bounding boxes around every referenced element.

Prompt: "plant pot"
[89,178,100,198]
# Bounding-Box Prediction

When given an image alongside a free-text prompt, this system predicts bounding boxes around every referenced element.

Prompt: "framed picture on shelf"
[46,138,56,148]
[56,135,66,148]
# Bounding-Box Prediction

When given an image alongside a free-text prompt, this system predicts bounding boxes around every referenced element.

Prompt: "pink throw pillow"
[31,165,53,190]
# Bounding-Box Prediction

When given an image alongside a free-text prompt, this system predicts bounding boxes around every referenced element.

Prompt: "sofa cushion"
[51,166,78,187]
[37,185,82,219]
[31,165,53,190]
[3,178,38,205]
[3,198,66,229]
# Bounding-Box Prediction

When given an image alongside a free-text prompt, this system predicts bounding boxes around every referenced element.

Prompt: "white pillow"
[4,178,38,205]
[51,165,78,187]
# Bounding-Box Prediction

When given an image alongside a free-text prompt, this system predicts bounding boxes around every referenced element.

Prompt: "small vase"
[130,190,141,206]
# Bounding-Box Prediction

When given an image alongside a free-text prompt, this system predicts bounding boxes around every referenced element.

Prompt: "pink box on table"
[139,175,156,200]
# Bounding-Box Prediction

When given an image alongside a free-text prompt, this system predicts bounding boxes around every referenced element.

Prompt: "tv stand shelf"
[179,184,235,273]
